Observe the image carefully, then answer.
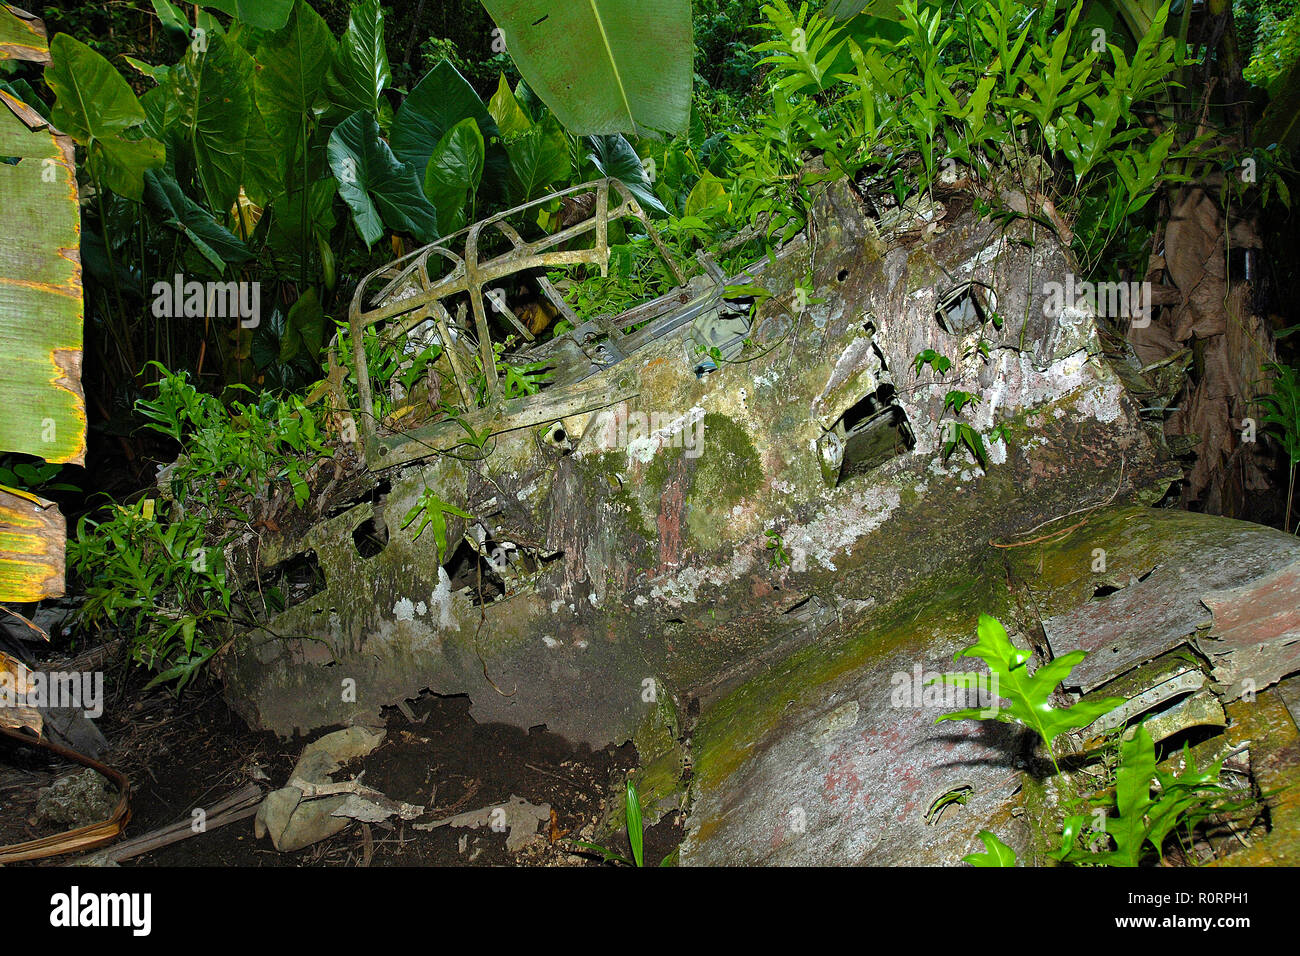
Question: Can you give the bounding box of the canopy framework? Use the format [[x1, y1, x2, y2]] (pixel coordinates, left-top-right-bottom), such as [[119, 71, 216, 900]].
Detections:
[[345, 178, 693, 469]]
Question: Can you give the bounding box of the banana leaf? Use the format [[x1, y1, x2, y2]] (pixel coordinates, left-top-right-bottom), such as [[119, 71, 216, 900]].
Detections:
[[481, 0, 691, 136]]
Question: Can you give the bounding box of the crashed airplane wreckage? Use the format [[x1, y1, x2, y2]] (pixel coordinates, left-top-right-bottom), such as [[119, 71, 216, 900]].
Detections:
[[218, 176, 1300, 864]]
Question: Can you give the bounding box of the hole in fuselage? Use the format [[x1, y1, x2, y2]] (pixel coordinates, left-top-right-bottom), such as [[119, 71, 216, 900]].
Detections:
[[259, 550, 327, 614], [935, 282, 998, 335], [825, 388, 916, 485], [353, 514, 389, 558]]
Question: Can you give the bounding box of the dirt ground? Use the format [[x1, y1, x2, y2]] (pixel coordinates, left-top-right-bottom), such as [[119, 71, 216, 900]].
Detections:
[[1, 656, 684, 867]]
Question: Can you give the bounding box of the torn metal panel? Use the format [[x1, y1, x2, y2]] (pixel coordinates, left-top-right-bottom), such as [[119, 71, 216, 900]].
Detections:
[[1042, 528, 1300, 692], [1083, 661, 1206, 738], [678, 573, 1030, 866], [1139, 691, 1225, 744], [1199, 558, 1300, 702], [1216, 691, 1300, 865]]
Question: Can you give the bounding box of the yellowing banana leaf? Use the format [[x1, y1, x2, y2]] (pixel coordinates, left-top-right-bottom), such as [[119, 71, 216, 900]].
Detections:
[[0, 11, 81, 604], [0, 485, 66, 601], [0, 89, 86, 469], [0, 4, 49, 63]]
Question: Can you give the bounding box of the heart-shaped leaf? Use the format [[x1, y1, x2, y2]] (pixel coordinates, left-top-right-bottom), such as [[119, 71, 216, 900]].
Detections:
[[46, 33, 164, 199], [392, 60, 508, 206], [166, 32, 278, 209], [423, 117, 485, 236], [487, 73, 534, 140], [254, 0, 336, 196], [328, 110, 439, 247]]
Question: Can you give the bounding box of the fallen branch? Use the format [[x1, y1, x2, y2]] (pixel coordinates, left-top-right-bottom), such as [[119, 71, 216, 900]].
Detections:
[[70, 781, 263, 865]]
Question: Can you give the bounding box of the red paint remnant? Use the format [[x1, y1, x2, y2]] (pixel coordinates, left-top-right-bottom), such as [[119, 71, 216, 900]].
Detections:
[[770, 820, 787, 849], [823, 745, 865, 803], [657, 470, 686, 572]]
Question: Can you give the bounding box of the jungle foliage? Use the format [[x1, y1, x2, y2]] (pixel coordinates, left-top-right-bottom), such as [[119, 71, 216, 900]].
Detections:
[[935, 616, 1255, 867]]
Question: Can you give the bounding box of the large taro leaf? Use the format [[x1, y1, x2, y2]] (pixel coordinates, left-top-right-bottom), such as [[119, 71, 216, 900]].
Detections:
[[324, 0, 389, 121], [487, 73, 533, 140], [254, 0, 335, 197], [391, 60, 507, 203], [481, 0, 691, 136], [167, 32, 277, 210], [199, 0, 292, 30], [586, 133, 664, 214], [142, 168, 254, 273], [0, 4, 49, 63], [45, 33, 164, 200], [423, 117, 485, 236], [140, 78, 185, 143], [328, 110, 439, 247]]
